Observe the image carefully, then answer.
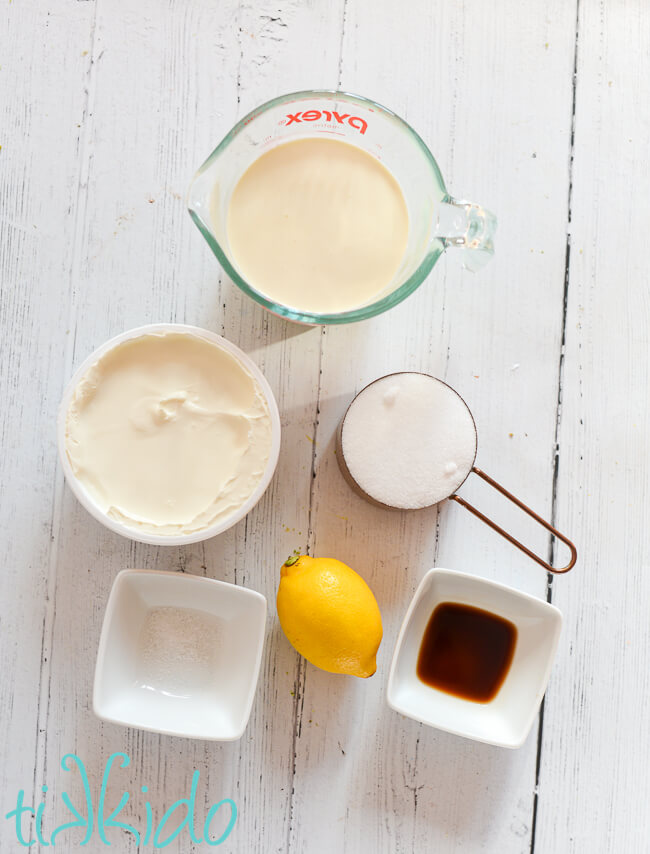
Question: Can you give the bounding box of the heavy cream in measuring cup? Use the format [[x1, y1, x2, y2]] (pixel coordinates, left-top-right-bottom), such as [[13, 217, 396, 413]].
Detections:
[[224, 138, 409, 315], [65, 332, 273, 535]]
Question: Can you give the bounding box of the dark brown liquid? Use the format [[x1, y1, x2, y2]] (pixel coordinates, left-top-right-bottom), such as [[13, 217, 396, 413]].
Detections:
[[416, 602, 517, 703]]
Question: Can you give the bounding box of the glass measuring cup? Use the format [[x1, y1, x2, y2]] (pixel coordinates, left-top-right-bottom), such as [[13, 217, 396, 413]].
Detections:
[[188, 90, 496, 325], [336, 373, 577, 573]]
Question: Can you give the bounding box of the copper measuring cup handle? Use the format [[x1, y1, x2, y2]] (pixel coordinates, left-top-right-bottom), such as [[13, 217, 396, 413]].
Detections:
[[449, 468, 577, 574]]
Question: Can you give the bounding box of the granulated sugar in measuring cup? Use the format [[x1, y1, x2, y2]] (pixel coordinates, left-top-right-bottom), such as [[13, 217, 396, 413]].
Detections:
[[336, 373, 577, 573], [188, 90, 496, 325]]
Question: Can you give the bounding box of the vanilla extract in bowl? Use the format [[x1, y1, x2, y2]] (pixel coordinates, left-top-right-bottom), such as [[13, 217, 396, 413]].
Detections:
[[416, 602, 517, 703]]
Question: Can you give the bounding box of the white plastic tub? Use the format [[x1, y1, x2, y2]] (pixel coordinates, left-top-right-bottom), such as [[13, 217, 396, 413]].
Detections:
[[58, 323, 281, 546]]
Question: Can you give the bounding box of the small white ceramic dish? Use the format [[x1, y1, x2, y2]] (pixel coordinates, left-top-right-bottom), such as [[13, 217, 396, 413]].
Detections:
[[57, 323, 282, 546], [387, 568, 562, 748], [94, 569, 267, 740]]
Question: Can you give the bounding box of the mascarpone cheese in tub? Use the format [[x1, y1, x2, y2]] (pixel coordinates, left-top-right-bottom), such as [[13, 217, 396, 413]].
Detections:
[[59, 325, 280, 544]]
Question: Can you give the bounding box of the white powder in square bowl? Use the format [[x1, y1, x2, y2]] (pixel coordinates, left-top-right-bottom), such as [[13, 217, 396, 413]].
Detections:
[[136, 606, 222, 697]]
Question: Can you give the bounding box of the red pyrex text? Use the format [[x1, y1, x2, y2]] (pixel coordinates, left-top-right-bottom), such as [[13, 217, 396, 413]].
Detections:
[[284, 110, 368, 134]]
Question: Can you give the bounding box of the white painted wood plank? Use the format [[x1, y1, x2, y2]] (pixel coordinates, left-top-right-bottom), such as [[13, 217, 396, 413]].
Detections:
[[288, 1, 578, 851], [0, 2, 98, 848], [3, 0, 649, 852], [2, 1, 343, 852], [536, 0, 650, 850]]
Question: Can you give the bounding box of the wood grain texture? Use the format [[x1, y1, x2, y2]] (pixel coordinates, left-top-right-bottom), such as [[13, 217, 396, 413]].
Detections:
[[1, 0, 648, 852], [288, 2, 578, 851], [535, 1, 650, 851], [0, 0, 98, 832]]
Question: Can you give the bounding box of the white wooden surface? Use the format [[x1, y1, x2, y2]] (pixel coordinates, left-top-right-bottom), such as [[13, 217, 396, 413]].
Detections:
[[1, 1, 648, 851]]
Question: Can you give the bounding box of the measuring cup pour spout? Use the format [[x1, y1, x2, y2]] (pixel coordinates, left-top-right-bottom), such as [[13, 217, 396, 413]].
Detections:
[[434, 197, 497, 271]]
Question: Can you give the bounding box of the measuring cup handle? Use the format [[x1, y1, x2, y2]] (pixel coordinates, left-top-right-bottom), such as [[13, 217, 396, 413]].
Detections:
[[449, 468, 577, 573], [434, 197, 496, 271]]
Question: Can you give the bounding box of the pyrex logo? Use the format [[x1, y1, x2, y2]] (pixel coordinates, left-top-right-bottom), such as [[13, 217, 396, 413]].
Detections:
[[282, 110, 368, 134]]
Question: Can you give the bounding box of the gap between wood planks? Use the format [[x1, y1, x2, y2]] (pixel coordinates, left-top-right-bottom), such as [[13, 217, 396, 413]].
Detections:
[[285, 1, 348, 848], [530, 1, 581, 852], [29, 2, 102, 848]]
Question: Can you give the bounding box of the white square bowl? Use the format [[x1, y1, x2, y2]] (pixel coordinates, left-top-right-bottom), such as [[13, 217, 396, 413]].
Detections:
[[387, 568, 562, 748], [94, 570, 267, 740]]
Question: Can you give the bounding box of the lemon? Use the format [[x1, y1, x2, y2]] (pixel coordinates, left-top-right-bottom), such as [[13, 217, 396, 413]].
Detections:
[[277, 554, 383, 678]]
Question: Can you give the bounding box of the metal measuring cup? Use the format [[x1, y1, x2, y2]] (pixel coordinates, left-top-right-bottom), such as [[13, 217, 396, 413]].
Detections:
[[336, 372, 577, 574]]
